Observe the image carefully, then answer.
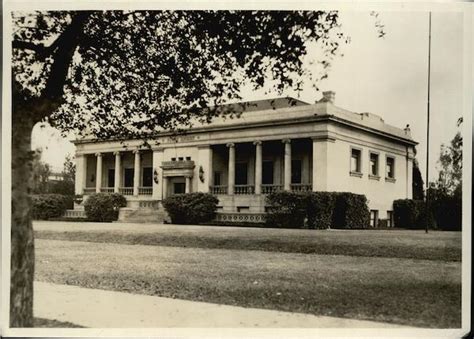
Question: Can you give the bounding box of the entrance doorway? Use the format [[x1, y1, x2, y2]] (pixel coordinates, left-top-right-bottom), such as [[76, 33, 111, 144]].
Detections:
[[173, 182, 186, 194]]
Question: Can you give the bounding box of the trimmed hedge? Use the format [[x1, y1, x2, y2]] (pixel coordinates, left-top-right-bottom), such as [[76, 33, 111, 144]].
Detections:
[[31, 194, 73, 220], [393, 199, 435, 230], [162, 192, 219, 224], [84, 193, 127, 222], [265, 191, 370, 229], [332, 192, 370, 229]]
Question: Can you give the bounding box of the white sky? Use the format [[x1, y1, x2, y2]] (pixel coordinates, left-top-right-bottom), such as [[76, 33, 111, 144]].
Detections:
[[32, 10, 464, 181]]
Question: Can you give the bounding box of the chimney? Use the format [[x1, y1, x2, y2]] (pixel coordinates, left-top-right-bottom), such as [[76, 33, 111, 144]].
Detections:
[[322, 91, 335, 104]]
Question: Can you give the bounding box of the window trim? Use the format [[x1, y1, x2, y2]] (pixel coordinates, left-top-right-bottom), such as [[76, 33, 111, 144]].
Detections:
[[385, 155, 396, 182], [369, 151, 380, 179], [350, 146, 363, 177]]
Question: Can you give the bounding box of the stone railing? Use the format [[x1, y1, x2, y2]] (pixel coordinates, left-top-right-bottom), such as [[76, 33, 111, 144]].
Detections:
[[234, 185, 255, 195], [63, 209, 87, 218], [290, 184, 313, 192], [210, 185, 228, 195], [139, 200, 160, 208], [83, 187, 96, 195], [100, 187, 114, 193], [261, 184, 283, 194], [214, 212, 265, 224], [138, 187, 153, 195], [119, 187, 134, 195]]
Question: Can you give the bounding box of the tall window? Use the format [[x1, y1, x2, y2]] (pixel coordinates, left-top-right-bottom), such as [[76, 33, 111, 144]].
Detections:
[[291, 159, 302, 184], [214, 171, 221, 186], [124, 168, 134, 187], [235, 162, 248, 185], [108, 169, 115, 187], [369, 153, 379, 176], [142, 167, 153, 187], [351, 148, 361, 173], [370, 210, 379, 228], [386, 157, 395, 179], [262, 161, 274, 184]]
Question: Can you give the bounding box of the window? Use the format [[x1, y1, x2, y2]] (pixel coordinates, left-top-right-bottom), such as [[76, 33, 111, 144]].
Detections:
[[386, 156, 395, 179], [351, 148, 361, 173], [235, 162, 248, 185], [387, 211, 393, 227], [262, 161, 274, 184], [124, 168, 134, 187], [237, 206, 250, 212], [108, 169, 115, 187], [186, 156, 191, 161], [214, 171, 221, 186], [171, 157, 176, 161], [291, 159, 302, 184], [370, 210, 379, 228], [369, 153, 379, 177], [142, 167, 153, 187], [178, 157, 184, 161]]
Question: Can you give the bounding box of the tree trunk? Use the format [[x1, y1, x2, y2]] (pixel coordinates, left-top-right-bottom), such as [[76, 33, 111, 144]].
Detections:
[[10, 107, 35, 327]]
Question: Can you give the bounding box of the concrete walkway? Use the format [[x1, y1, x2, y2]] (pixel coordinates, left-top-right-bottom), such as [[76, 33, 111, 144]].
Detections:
[[34, 282, 412, 328]]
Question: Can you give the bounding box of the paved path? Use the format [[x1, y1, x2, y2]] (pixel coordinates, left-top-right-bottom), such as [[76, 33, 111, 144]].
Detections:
[[34, 282, 412, 328]]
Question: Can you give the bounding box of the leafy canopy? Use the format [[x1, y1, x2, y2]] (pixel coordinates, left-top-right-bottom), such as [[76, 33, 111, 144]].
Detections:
[[13, 10, 346, 140]]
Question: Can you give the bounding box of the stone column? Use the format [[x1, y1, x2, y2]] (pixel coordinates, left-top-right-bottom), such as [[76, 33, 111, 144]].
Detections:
[[75, 154, 87, 195], [95, 152, 102, 193], [162, 177, 168, 199], [227, 143, 235, 195], [133, 150, 141, 196], [152, 149, 164, 200], [283, 139, 291, 191], [254, 141, 262, 194], [185, 176, 192, 193], [113, 151, 121, 193]]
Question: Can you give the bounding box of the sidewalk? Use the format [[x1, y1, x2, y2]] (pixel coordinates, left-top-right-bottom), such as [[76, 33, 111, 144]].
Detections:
[[34, 282, 413, 328]]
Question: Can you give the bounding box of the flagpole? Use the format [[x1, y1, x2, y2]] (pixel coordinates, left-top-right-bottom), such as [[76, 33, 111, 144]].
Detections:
[[425, 11, 432, 234]]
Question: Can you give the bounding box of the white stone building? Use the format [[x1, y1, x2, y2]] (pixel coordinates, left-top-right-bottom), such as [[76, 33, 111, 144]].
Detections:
[[73, 91, 417, 226]]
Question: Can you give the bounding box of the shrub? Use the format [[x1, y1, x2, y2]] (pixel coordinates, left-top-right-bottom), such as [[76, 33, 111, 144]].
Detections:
[[332, 192, 371, 229], [265, 191, 370, 229], [162, 192, 219, 224], [393, 199, 436, 229], [265, 191, 307, 228], [306, 192, 336, 229], [84, 193, 127, 222], [31, 194, 71, 220]]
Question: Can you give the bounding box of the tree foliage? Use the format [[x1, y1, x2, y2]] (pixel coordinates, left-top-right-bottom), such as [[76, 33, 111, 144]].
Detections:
[[30, 148, 51, 194], [13, 10, 347, 140]]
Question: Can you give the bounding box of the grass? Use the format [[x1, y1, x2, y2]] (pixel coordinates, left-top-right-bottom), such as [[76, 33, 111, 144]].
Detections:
[[34, 222, 462, 261], [35, 237, 462, 328]]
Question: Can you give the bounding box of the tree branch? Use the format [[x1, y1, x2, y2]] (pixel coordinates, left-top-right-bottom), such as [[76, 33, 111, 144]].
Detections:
[[12, 40, 47, 54]]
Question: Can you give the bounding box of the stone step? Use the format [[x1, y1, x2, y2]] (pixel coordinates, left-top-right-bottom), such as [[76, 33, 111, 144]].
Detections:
[[117, 207, 169, 224]]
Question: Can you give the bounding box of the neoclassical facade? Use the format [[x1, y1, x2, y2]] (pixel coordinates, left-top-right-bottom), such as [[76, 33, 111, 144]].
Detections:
[[73, 91, 417, 225]]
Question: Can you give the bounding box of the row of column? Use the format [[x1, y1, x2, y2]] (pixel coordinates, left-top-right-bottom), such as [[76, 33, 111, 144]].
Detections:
[[91, 150, 142, 195], [225, 139, 292, 194]]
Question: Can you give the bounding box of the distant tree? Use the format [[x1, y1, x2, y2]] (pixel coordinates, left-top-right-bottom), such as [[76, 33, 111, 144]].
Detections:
[[30, 148, 51, 194], [427, 118, 463, 230], [412, 158, 425, 200], [48, 155, 75, 195], [11, 10, 351, 326]]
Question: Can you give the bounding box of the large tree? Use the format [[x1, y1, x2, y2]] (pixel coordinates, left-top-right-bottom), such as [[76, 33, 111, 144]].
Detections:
[[11, 10, 348, 326]]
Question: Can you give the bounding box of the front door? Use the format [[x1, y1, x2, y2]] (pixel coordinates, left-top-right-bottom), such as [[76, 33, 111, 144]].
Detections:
[[173, 182, 186, 194], [108, 169, 115, 187]]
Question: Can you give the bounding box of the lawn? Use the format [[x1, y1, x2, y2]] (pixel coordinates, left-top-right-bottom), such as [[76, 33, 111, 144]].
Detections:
[[34, 222, 462, 328], [34, 221, 462, 261]]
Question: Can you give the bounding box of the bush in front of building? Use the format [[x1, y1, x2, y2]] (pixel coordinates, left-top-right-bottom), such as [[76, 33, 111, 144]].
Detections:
[[306, 192, 337, 229], [332, 192, 371, 229], [393, 199, 436, 229], [84, 193, 127, 222], [31, 194, 72, 220], [162, 192, 219, 224], [265, 191, 370, 229], [265, 191, 308, 228]]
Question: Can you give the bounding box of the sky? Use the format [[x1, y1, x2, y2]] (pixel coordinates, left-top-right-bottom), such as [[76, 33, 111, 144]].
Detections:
[[31, 10, 464, 181]]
